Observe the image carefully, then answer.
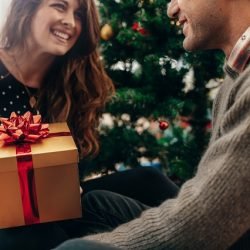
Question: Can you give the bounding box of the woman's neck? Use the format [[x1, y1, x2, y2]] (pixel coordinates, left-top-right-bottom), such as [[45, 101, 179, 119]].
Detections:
[[2, 48, 56, 88]]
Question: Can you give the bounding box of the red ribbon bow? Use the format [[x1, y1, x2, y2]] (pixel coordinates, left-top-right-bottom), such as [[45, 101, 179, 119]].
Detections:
[[0, 111, 49, 144]]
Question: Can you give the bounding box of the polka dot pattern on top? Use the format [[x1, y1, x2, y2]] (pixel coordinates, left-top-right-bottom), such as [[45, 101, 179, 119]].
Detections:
[[0, 61, 38, 118]]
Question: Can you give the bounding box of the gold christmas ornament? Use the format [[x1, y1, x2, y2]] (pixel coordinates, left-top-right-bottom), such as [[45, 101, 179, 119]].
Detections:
[[100, 24, 114, 41]]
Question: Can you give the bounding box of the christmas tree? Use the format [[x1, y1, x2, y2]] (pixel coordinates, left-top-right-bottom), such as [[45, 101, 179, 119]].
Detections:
[[81, 0, 224, 184]]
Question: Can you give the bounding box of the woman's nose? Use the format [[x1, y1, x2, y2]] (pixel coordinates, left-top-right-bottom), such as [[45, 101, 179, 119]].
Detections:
[[62, 11, 76, 28]]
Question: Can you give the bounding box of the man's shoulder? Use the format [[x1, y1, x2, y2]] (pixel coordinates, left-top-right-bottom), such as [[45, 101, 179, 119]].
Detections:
[[234, 63, 250, 100], [234, 63, 250, 86], [239, 63, 250, 79]]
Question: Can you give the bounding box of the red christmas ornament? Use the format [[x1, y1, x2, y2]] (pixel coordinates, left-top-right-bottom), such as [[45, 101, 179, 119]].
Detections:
[[132, 22, 140, 31], [159, 120, 169, 131], [131, 22, 150, 36], [138, 27, 149, 36]]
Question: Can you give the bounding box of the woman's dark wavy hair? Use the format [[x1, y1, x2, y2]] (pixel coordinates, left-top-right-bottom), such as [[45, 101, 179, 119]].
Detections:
[[0, 0, 115, 158]]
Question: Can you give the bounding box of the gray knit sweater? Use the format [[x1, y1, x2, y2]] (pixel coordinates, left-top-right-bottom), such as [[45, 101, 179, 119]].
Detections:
[[84, 64, 250, 249]]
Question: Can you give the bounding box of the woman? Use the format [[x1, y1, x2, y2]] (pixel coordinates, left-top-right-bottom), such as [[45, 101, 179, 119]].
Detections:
[[0, 0, 179, 249], [0, 0, 114, 158]]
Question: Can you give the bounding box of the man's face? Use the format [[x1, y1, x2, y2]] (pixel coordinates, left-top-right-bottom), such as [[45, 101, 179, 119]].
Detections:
[[167, 0, 228, 51]]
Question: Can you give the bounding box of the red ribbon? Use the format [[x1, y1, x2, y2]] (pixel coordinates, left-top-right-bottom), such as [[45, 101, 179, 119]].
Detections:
[[0, 112, 71, 225], [16, 143, 40, 225]]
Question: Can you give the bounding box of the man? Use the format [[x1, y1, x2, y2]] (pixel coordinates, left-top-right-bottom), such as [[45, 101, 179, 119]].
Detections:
[[55, 0, 250, 249]]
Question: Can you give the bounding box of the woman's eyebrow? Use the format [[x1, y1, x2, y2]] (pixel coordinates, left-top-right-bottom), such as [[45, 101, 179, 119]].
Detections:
[[50, 0, 69, 6]]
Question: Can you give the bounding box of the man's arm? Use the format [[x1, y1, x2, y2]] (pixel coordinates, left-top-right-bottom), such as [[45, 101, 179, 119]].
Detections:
[[83, 77, 250, 249]]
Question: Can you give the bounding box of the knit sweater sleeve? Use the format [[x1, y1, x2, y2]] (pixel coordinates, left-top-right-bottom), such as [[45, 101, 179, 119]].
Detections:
[[84, 75, 250, 249]]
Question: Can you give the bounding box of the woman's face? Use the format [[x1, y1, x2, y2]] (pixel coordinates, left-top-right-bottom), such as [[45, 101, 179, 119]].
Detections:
[[28, 0, 83, 56]]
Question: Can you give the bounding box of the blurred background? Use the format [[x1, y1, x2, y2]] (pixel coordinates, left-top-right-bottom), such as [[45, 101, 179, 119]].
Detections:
[[81, 0, 225, 186]]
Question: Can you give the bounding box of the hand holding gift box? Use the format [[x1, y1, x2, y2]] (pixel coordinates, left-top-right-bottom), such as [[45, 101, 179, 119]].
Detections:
[[0, 112, 82, 229]]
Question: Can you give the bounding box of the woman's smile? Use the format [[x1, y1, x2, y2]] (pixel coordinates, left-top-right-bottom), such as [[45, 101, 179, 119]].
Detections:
[[52, 29, 72, 42]]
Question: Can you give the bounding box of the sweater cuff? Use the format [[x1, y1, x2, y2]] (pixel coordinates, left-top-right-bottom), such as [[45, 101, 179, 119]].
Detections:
[[83, 232, 111, 244]]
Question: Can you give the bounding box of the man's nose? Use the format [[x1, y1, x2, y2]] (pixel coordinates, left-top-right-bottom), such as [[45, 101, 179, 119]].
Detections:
[[167, 0, 180, 19]]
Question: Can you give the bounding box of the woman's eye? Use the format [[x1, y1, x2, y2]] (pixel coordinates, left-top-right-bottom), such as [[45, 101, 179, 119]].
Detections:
[[52, 3, 66, 12], [74, 11, 83, 20]]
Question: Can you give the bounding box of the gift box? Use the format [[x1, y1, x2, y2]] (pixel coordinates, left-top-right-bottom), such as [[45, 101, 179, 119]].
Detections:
[[0, 114, 82, 229]]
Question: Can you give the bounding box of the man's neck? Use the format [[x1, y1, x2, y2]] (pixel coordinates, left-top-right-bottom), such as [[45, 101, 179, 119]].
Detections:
[[222, 0, 250, 58]]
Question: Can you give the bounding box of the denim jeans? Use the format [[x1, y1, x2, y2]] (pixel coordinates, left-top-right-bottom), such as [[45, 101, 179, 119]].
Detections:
[[54, 190, 149, 250], [83, 167, 179, 207], [58, 189, 150, 239]]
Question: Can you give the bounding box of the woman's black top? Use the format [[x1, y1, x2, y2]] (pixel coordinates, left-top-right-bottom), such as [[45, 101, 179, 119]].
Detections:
[[0, 60, 38, 118]]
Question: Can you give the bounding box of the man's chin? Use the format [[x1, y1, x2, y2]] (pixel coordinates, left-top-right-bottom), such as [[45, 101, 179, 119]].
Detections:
[[183, 36, 213, 52], [183, 39, 201, 52]]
